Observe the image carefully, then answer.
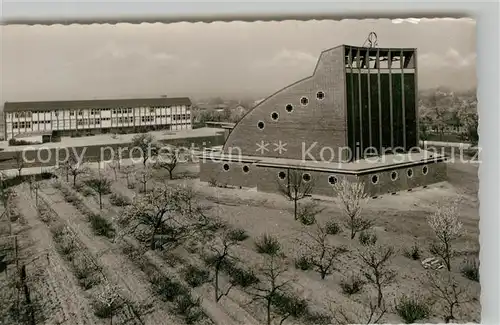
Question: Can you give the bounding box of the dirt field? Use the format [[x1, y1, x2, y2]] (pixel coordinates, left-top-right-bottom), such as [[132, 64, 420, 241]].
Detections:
[[0, 159, 480, 325]]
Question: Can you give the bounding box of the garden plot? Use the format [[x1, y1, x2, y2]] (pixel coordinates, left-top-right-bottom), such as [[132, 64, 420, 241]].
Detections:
[[55, 169, 261, 325], [76, 159, 479, 324], [34, 180, 184, 325]]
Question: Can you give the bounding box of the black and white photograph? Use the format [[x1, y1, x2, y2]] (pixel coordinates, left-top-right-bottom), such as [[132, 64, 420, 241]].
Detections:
[[0, 17, 480, 325]]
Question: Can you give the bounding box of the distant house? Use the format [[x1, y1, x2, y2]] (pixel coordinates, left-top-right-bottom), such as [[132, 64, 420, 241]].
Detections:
[[196, 103, 229, 113], [228, 104, 248, 123]]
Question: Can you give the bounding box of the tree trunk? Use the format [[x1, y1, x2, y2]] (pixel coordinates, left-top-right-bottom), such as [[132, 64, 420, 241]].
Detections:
[[73, 174, 77, 187], [294, 198, 298, 220], [215, 267, 220, 302], [150, 230, 157, 250], [267, 299, 272, 325], [169, 170, 173, 180], [99, 192, 102, 210], [377, 283, 383, 308]]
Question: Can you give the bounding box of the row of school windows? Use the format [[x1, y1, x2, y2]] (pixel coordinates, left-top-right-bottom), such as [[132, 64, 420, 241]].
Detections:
[[11, 115, 191, 129], [10, 106, 189, 118]]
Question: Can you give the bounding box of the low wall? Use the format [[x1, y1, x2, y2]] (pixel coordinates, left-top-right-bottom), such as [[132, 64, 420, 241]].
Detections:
[[0, 134, 225, 171], [200, 159, 448, 197]]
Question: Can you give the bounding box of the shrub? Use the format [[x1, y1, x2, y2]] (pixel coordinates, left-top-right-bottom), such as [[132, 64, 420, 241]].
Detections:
[[325, 220, 342, 235], [151, 276, 188, 302], [77, 185, 95, 197], [394, 294, 431, 324], [92, 295, 123, 319], [340, 274, 365, 295], [109, 192, 131, 206], [359, 230, 377, 246], [272, 292, 308, 320], [174, 294, 203, 324], [460, 258, 479, 282], [403, 243, 421, 260], [72, 256, 100, 289], [227, 228, 249, 242], [88, 214, 116, 238], [297, 203, 320, 226], [295, 255, 313, 271], [255, 234, 281, 255], [208, 177, 218, 187], [303, 311, 332, 325], [84, 178, 112, 195], [223, 262, 260, 287], [183, 265, 210, 288]]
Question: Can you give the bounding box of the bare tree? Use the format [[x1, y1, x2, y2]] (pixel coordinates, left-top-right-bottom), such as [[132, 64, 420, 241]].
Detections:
[[427, 199, 463, 271], [64, 156, 89, 187], [156, 145, 182, 180], [205, 230, 239, 302], [131, 133, 159, 166], [358, 244, 396, 308], [426, 271, 473, 323], [332, 179, 371, 239], [121, 165, 136, 189], [299, 223, 348, 279], [14, 151, 25, 177], [248, 254, 292, 325], [137, 167, 153, 193], [120, 185, 181, 250], [277, 169, 314, 220], [108, 161, 119, 181], [86, 173, 112, 210]]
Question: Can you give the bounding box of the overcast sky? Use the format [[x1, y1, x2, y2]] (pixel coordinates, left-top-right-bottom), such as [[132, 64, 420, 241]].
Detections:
[[0, 18, 476, 105]]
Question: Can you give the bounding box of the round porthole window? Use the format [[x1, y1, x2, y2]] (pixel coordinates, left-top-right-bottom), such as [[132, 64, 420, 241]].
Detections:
[[285, 104, 294, 113], [391, 171, 398, 181], [271, 112, 279, 120], [300, 97, 309, 106], [278, 171, 287, 180], [242, 165, 249, 173], [257, 121, 265, 130], [223, 163, 230, 171], [371, 174, 379, 184], [407, 168, 414, 178], [316, 91, 325, 100], [422, 166, 428, 175], [328, 175, 338, 185], [302, 173, 311, 182]]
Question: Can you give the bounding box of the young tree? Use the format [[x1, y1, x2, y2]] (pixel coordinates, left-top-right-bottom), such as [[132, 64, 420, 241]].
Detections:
[[277, 169, 314, 220], [86, 174, 112, 210], [108, 160, 120, 181], [120, 185, 181, 250], [332, 179, 371, 239], [205, 230, 239, 302], [459, 112, 479, 146], [137, 167, 153, 193], [156, 145, 182, 180], [249, 254, 292, 325], [358, 244, 396, 308], [427, 199, 463, 271], [299, 223, 348, 279], [426, 271, 473, 323], [14, 151, 25, 177], [65, 156, 89, 187], [131, 133, 159, 166], [121, 165, 136, 189]]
